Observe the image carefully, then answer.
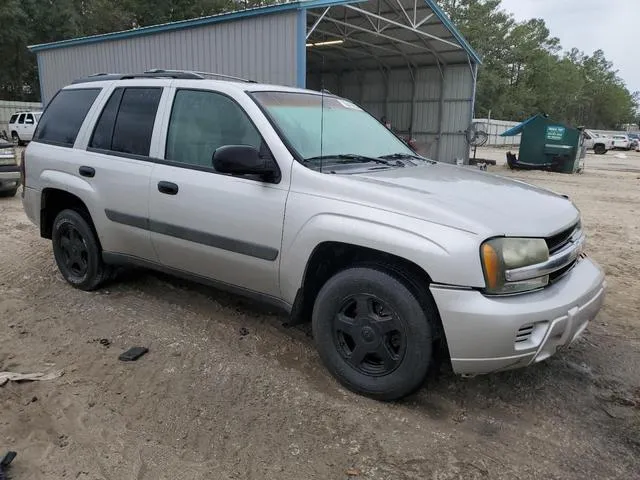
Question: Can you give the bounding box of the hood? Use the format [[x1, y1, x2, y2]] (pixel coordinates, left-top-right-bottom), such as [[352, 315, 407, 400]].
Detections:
[[341, 163, 579, 237]]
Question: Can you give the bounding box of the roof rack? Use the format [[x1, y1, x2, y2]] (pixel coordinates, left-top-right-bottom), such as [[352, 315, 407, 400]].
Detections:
[[71, 69, 257, 85], [71, 71, 203, 84], [145, 69, 256, 83]]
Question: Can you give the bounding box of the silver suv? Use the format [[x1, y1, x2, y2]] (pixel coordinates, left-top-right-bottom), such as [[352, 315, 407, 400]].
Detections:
[[22, 71, 606, 400]]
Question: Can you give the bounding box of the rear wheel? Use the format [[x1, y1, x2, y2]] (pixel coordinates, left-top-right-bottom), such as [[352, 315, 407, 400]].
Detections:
[[11, 132, 21, 146], [52, 209, 110, 291], [312, 267, 433, 401], [593, 144, 606, 155], [0, 187, 18, 198]]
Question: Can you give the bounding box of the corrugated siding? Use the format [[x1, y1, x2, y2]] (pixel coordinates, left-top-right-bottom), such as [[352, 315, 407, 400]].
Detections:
[[37, 12, 298, 104], [439, 65, 473, 163], [324, 64, 473, 163]]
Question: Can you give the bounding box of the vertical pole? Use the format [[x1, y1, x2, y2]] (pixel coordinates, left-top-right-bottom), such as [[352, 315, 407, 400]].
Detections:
[[410, 67, 417, 137], [466, 62, 479, 163], [436, 66, 446, 161], [296, 9, 307, 88], [384, 69, 390, 121]]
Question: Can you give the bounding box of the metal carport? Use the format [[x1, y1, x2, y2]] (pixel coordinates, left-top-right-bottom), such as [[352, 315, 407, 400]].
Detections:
[[30, 0, 480, 163]]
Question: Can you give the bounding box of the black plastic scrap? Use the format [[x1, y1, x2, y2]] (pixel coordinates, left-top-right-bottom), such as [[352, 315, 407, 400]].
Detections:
[[0, 451, 17, 480], [118, 347, 149, 362]]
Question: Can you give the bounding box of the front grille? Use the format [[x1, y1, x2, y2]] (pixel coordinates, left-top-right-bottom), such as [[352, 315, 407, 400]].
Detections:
[[549, 261, 577, 284], [546, 221, 580, 254], [515, 324, 534, 344]]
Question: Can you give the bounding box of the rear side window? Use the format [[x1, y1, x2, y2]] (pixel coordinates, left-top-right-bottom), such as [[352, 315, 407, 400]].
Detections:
[[90, 89, 124, 150], [9, 114, 18, 124], [89, 87, 161, 157], [18, 114, 25, 124], [34, 89, 101, 147]]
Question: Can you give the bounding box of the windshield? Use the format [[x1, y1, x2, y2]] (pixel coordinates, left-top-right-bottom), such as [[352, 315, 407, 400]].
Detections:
[[252, 91, 415, 164]]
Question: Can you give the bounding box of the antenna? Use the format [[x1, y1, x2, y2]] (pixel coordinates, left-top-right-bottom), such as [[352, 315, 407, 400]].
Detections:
[[320, 55, 325, 173]]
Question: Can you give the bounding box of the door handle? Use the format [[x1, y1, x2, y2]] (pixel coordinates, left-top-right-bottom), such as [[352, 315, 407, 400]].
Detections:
[[157, 181, 179, 195], [79, 166, 95, 178]]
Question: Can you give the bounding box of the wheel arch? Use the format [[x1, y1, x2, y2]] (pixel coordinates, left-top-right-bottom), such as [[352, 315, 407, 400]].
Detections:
[[40, 188, 102, 250], [288, 241, 451, 366]]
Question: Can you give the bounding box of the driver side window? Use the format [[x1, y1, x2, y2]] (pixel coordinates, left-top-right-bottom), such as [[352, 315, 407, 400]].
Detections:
[[165, 89, 265, 170]]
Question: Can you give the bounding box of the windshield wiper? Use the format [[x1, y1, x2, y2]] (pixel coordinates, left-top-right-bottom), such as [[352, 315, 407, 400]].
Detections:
[[303, 154, 403, 167], [379, 153, 435, 163]]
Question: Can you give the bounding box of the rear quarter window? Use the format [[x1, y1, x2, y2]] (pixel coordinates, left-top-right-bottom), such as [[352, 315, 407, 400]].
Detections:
[[34, 88, 101, 147], [9, 114, 18, 124]]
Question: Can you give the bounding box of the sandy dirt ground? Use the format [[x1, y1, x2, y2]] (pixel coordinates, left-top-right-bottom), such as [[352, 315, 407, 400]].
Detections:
[[0, 147, 638, 479]]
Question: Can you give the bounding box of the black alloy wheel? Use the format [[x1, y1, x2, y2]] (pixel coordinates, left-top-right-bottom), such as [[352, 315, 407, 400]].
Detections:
[[312, 267, 434, 401], [52, 209, 110, 290], [333, 294, 406, 376]]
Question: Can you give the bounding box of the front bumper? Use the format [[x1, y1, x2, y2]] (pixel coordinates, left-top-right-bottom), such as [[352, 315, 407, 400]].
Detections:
[[430, 256, 606, 375], [0, 169, 20, 192]]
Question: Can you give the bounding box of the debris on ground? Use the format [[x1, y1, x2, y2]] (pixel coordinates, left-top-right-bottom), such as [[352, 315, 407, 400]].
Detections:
[[118, 347, 149, 362], [239, 327, 250, 336], [0, 451, 17, 480], [345, 467, 361, 476], [0, 370, 64, 386]]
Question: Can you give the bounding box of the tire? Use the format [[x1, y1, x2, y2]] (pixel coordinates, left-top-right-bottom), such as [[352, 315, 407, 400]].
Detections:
[[312, 267, 434, 401], [11, 132, 21, 146], [593, 144, 606, 155], [52, 209, 109, 291], [0, 188, 18, 198]]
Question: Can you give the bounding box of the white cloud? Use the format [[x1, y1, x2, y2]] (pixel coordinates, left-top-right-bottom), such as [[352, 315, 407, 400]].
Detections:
[[499, 0, 639, 93]]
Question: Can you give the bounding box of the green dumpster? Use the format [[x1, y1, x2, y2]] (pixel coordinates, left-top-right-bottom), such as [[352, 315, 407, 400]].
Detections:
[[501, 114, 584, 174]]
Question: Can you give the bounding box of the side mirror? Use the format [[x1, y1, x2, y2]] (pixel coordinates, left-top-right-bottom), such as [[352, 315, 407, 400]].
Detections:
[[212, 145, 278, 180]]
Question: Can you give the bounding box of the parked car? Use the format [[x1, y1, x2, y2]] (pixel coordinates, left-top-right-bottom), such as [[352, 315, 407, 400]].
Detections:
[[21, 71, 606, 400], [627, 132, 640, 152], [611, 134, 632, 150], [0, 141, 20, 197], [8, 111, 42, 146], [583, 130, 613, 154]]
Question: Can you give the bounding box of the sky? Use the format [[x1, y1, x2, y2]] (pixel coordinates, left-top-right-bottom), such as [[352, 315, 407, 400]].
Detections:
[[499, 0, 638, 93]]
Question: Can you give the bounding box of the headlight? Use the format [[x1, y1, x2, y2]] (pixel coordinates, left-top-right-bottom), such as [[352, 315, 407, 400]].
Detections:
[[481, 238, 549, 294]]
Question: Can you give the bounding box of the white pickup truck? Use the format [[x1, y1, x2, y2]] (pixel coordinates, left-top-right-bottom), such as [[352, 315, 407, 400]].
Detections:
[[583, 130, 613, 155]]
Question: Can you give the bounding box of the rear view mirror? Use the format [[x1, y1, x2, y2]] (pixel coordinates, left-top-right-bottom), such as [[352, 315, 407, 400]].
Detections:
[[212, 145, 278, 181]]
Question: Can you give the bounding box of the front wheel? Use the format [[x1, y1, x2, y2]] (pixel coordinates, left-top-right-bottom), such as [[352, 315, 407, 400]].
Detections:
[[593, 144, 606, 155], [52, 209, 110, 291], [312, 267, 434, 401]]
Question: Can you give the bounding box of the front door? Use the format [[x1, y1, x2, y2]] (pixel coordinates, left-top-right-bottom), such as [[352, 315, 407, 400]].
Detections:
[[148, 88, 289, 298]]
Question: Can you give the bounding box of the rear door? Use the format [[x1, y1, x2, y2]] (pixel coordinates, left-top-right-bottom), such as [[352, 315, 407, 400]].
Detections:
[[17, 114, 26, 138], [24, 114, 36, 140], [77, 84, 166, 261]]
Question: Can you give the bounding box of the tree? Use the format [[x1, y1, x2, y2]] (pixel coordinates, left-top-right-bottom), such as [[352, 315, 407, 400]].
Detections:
[[441, 0, 637, 129]]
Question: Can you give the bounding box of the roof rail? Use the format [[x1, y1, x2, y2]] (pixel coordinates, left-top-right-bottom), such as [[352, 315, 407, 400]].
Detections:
[[145, 69, 256, 83], [71, 71, 204, 84]]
